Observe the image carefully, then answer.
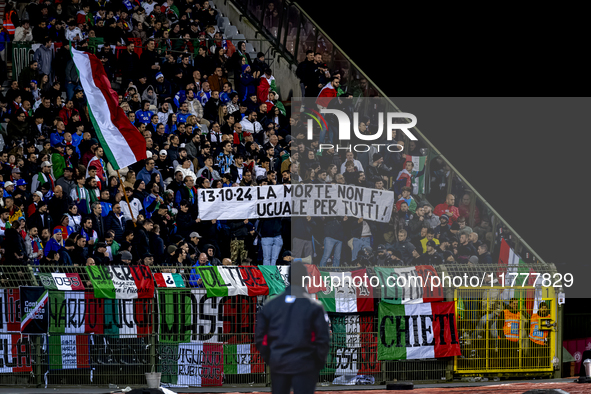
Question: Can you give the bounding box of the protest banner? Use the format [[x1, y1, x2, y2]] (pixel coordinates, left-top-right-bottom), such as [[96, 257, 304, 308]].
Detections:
[[198, 184, 394, 222]]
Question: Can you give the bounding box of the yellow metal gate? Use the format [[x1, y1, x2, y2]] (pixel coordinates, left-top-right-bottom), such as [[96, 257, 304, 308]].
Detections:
[[454, 286, 556, 375]]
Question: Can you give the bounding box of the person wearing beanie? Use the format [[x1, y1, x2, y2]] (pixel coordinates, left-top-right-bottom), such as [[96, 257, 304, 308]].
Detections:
[[255, 261, 330, 394], [367, 152, 392, 186]]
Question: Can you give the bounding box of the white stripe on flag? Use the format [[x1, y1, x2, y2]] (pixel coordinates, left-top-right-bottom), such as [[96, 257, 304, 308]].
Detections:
[[71, 49, 137, 168], [61, 335, 78, 369], [217, 268, 248, 296], [405, 304, 435, 359], [237, 344, 251, 374], [65, 292, 85, 334], [53, 273, 72, 291], [120, 300, 138, 338], [333, 272, 357, 313], [161, 273, 175, 287]]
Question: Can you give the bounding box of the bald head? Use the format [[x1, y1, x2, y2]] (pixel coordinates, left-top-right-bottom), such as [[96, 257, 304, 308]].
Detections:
[[222, 258, 232, 266], [86, 258, 95, 266], [54, 185, 63, 197], [445, 194, 455, 206], [199, 253, 209, 265]]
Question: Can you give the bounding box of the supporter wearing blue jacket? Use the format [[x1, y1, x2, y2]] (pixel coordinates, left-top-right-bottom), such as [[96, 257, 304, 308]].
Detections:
[[239, 64, 256, 101], [135, 100, 154, 124], [189, 253, 212, 287]]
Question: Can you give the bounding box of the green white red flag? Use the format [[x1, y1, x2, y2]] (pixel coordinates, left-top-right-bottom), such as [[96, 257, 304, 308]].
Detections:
[[71, 47, 146, 170]]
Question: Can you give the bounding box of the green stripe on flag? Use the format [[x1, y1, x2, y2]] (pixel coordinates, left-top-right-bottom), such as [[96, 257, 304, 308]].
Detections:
[[48, 336, 63, 370], [317, 271, 335, 313], [38, 273, 58, 290], [86, 266, 116, 299], [378, 303, 407, 360], [49, 291, 66, 334], [224, 344, 237, 375], [87, 106, 121, 170], [258, 266, 286, 296], [196, 266, 228, 297], [69, 45, 121, 170]]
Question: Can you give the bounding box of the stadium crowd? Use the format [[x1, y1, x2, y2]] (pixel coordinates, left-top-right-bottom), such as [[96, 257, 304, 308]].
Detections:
[[0, 0, 493, 283]]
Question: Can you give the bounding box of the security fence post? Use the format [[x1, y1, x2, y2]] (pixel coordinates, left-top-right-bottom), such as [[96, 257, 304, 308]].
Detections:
[[554, 296, 564, 378], [34, 335, 43, 387]]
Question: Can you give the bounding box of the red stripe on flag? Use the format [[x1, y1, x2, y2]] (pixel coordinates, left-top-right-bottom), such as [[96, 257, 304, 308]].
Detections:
[[134, 298, 153, 336], [85, 291, 104, 334], [153, 273, 168, 288], [416, 265, 444, 303], [250, 343, 265, 373], [129, 265, 155, 299], [351, 269, 373, 312], [65, 273, 86, 290], [305, 264, 325, 293], [431, 302, 461, 358], [83, 51, 147, 163], [497, 238, 510, 281], [201, 343, 224, 386], [239, 266, 269, 296], [76, 335, 90, 368]]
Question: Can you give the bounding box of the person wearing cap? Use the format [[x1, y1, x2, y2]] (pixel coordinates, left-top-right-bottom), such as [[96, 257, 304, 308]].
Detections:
[[367, 152, 392, 185], [434, 214, 451, 239], [188, 231, 202, 255], [255, 261, 330, 394], [3, 181, 15, 198], [418, 240, 443, 265], [55, 167, 75, 198], [14, 179, 31, 203], [92, 242, 110, 266], [118, 250, 133, 265]]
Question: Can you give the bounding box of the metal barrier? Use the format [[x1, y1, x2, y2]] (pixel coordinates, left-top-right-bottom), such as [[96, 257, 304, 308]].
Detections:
[[0, 262, 562, 387], [454, 286, 556, 377]]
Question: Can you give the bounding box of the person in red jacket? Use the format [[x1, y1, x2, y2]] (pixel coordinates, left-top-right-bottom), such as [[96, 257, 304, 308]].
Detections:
[[315, 76, 339, 109], [434, 194, 460, 225]]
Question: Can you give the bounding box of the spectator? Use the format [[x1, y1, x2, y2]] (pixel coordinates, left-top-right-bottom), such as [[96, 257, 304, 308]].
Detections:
[[434, 194, 460, 225]]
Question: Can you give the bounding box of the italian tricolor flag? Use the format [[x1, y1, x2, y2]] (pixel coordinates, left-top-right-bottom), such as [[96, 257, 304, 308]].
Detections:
[[71, 47, 146, 170], [223, 344, 264, 374], [154, 273, 185, 288], [498, 238, 539, 313], [317, 269, 373, 313], [402, 155, 426, 195], [48, 335, 90, 370]]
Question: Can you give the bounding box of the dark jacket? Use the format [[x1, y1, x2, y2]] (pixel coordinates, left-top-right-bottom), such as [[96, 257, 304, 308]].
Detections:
[[478, 252, 493, 265], [254, 285, 330, 374], [391, 239, 416, 263], [104, 211, 127, 243]]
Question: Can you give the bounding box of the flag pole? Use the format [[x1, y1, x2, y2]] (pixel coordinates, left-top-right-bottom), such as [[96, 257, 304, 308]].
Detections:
[[117, 169, 136, 227]]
